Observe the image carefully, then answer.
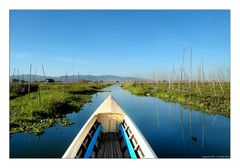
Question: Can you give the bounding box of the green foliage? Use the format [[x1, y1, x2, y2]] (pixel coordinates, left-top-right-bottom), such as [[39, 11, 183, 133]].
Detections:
[[10, 83, 39, 99], [10, 83, 111, 135], [122, 82, 230, 117]]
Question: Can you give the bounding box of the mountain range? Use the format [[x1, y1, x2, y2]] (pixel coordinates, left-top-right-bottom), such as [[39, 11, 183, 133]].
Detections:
[[10, 74, 143, 82]]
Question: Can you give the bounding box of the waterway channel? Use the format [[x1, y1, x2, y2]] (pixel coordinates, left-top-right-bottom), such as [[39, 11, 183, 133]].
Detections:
[[10, 84, 230, 158]]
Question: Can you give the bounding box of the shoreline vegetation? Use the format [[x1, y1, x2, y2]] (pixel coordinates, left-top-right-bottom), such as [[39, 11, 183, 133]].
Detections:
[[121, 48, 230, 118], [10, 82, 111, 135], [121, 82, 230, 117]]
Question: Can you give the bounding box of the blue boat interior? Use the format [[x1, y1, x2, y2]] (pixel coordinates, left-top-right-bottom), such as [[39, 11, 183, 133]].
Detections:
[[75, 120, 140, 158]]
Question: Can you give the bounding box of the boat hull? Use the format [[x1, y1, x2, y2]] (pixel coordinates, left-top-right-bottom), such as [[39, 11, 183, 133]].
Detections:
[[62, 95, 156, 158]]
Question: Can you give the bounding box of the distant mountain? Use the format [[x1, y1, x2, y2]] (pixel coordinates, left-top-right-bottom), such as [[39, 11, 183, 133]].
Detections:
[[9, 74, 144, 82]]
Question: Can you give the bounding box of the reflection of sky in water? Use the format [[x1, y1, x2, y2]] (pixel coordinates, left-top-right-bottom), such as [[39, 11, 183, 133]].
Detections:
[[10, 85, 230, 158]]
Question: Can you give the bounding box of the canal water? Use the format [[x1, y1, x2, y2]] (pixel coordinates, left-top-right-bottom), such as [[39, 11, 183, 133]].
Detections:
[[10, 85, 230, 158]]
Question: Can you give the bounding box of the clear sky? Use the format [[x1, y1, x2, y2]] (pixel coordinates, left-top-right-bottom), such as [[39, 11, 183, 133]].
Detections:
[[10, 10, 230, 79]]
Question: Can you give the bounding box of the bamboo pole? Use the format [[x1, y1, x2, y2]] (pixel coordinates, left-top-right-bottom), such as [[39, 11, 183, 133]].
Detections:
[[179, 105, 186, 147], [12, 68, 16, 82], [28, 64, 32, 94], [201, 113, 205, 151], [171, 62, 175, 91], [178, 69, 181, 93], [196, 64, 201, 92], [22, 73, 24, 82], [212, 80, 217, 97], [181, 48, 185, 91], [64, 72, 68, 91], [17, 68, 20, 84], [168, 71, 171, 93], [190, 109, 193, 154], [154, 99, 160, 128], [41, 65, 47, 90], [173, 62, 180, 92], [214, 72, 224, 96], [33, 68, 38, 82], [227, 66, 230, 87], [155, 67, 158, 94], [190, 47, 192, 89], [181, 49, 185, 82], [153, 69, 156, 93], [201, 58, 205, 82], [218, 72, 225, 96], [78, 72, 80, 87], [36, 67, 41, 104]]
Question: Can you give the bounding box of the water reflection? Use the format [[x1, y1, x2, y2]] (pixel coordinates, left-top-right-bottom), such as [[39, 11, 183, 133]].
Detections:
[[179, 105, 186, 148], [154, 98, 160, 128], [10, 84, 230, 158], [211, 115, 217, 125], [201, 113, 205, 153]]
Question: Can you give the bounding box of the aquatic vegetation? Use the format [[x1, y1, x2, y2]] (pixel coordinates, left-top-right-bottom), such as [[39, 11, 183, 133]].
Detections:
[[10, 83, 39, 99], [10, 83, 111, 135], [122, 82, 230, 117]]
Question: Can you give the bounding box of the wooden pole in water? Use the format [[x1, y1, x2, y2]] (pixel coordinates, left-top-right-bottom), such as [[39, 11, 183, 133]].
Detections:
[[201, 58, 205, 90], [33, 68, 38, 82], [178, 60, 181, 93], [17, 68, 20, 84], [28, 64, 32, 97], [181, 49, 185, 80], [36, 67, 41, 104], [154, 98, 160, 128], [12, 68, 16, 82], [154, 67, 157, 94], [183, 69, 189, 83], [41, 65, 47, 89], [212, 76, 217, 97], [227, 66, 230, 87], [189, 109, 193, 154], [172, 62, 176, 91], [22, 73, 24, 82], [64, 72, 68, 91], [78, 72, 80, 87], [190, 47, 192, 90], [201, 59, 204, 81], [72, 55, 74, 83], [201, 113, 205, 152], [168, 71, 171, 93], [196, 64, 202, 95], [215, 72, 224, 96], [171, 62, 174, 91], [179, 105, 186, 148], [181, 48, 185, 91]]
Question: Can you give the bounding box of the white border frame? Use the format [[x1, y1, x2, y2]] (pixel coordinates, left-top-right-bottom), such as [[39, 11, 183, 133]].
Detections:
[[1, 0, 239, 168]]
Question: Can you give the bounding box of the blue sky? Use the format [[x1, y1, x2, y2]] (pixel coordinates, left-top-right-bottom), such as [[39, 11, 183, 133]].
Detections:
[[10, 10, 230, 78]]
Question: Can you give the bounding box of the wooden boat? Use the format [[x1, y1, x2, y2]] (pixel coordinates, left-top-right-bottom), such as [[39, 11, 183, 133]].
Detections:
[[62, 95, 157, 158]]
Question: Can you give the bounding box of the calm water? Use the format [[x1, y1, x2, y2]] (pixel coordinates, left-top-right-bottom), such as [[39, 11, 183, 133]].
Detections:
[[10, 85, 230, 158]]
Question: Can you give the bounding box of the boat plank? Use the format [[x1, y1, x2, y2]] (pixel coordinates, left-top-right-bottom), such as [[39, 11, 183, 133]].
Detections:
[[96, 133, 123, 158]]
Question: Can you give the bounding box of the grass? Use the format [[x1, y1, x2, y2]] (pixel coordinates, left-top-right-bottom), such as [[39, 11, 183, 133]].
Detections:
[[10, 83, 111, 135], [122, 82, 230, 117], [10, 83, 39, 99]]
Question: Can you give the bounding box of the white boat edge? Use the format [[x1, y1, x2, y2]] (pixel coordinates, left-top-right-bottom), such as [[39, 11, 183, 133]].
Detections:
[[62, 95, 157, 158]]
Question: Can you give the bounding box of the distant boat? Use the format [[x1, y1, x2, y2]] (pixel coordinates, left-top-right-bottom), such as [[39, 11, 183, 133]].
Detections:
[[62, 95, 156, 158]]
